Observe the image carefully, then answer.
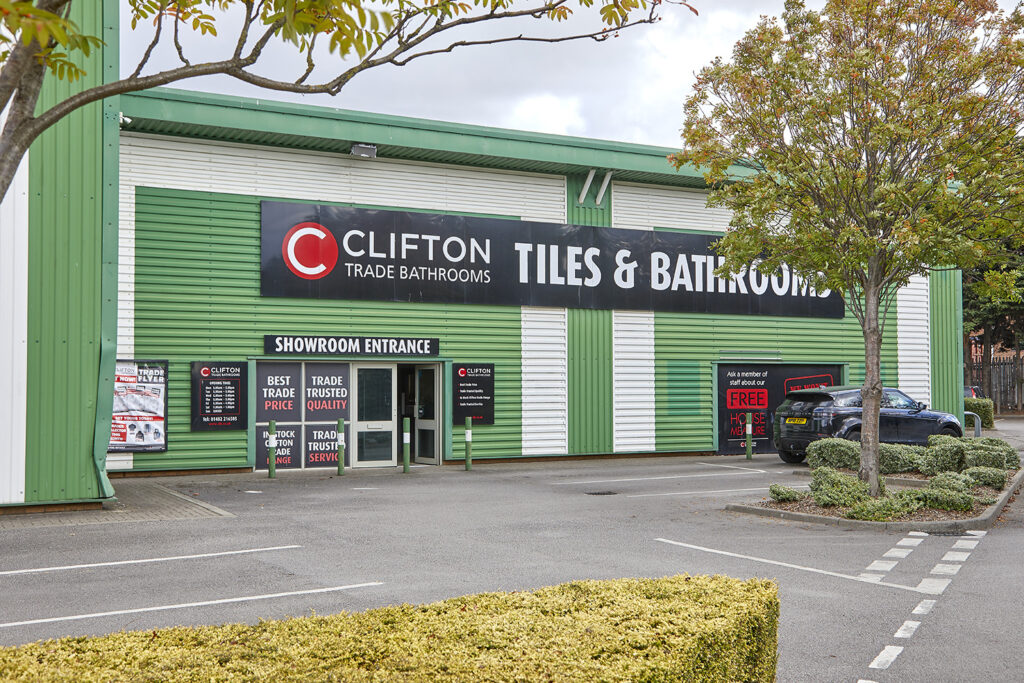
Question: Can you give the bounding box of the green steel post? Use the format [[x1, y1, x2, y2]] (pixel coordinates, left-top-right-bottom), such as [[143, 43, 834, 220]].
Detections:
[[337, 418, 345, 476], [268, 420, 277, 478], [465, 417, 473, 471], [403, 417, 411, 473], [745, 412, 752, 460]]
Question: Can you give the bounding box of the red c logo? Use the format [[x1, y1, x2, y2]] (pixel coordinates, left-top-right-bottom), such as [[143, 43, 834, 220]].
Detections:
[[282, 222, 339, 280], [200, 367, 211, 377], [458, 368, 467, 377]]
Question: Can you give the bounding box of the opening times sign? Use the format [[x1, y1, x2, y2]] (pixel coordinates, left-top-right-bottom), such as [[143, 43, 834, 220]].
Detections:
[[190, 362, 248, 431], [260, 202, 845, 319]]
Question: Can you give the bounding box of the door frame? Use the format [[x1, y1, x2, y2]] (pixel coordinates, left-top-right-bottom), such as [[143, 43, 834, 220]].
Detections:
[[413, 363, 441, 465], [351, 363, 398, 467]]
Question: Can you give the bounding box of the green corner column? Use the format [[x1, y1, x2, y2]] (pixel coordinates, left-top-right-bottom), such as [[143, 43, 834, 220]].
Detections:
[[929, 269, 965, 424]]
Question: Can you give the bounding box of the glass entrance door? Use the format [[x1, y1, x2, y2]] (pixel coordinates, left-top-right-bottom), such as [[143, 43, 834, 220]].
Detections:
[[413, 364, 440, 464], [352, 365, 397, 467]]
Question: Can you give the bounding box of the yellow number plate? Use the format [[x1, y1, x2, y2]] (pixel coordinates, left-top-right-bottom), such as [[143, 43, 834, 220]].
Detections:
[[785, 417, 807, 424]]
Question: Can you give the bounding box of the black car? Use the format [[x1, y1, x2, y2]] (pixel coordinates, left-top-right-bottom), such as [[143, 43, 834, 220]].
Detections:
[[772, 386, 962, 464], [964, 385, 986, 399]]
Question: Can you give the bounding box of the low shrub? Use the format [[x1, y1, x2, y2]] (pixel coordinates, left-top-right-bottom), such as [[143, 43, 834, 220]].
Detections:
[[963, 466, 1007, 490], [769, 484, 807, 503], [927, 472, 973, 493], [845, 490, 923, 521], [0, 576, 780, 682], [972, 437, 1019, 469], [964, 397, 995, 429], [806, 438, 860, 470], [879, 444, 924, 474], [917, 442, 965, 476], [809, 467, 873, 507], [927, 433, 961, 448], [963, 446, 1009, 471], [916, 488, 974, 512]]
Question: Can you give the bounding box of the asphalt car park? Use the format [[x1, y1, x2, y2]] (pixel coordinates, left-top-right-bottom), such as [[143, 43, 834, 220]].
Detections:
[[1, 452, 1022, 682]]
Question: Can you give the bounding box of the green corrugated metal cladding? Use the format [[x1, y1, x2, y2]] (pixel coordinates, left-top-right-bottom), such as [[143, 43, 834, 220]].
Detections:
[[131, 188, 523, 468], [25, 0, 117, 502], [930, 269, 964, 422]]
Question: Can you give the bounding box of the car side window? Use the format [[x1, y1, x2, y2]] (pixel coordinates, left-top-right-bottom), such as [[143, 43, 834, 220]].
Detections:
[[885, 390, 916, 409], [835, 393, 862, 407]]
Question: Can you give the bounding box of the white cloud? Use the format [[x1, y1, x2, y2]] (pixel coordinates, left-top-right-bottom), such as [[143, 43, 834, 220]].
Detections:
[[501, 94, 586, 136]]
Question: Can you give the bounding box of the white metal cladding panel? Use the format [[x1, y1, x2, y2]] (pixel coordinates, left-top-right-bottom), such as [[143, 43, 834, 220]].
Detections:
[[521, 307, 568, 455], [118, 134, 568, 357], [611, 182, 732, 232], [897, 275, 931, 404], [0, 150, 28, 503], [613, 311, 656, 452]]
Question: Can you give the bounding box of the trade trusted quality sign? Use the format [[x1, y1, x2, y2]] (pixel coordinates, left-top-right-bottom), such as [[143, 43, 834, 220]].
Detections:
[[260, 202, 846, 319]]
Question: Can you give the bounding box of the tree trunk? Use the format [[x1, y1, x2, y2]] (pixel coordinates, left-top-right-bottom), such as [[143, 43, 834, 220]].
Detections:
[[859, 283, 883, 497]]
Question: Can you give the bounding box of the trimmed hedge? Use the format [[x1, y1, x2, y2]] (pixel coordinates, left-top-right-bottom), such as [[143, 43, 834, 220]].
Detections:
[[927, 472, 973, 493], [809, 467, 874, 507], [916, 488, 975, 512], [0, 576, 779, 683], [769, 484, 807, 502], [806, 438, 859, 470], [845, 490, 923, 521], [963, 466, 1007, 490], [917, 442, 965, 476], [973, 437, 1020, 469], [879, 444, 925, 474], [964, 397, 995, 429]]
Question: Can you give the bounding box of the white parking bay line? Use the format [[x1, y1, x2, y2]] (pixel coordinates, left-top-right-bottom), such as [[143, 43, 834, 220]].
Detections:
[[697, 462, 768, 473], [912, 599, 937, 615], [0, 546, 302, 577], [915, 578, 952, 595], [557, 472, 765, 486], [629, 486, 791, 499], [655, 539, 927, 593], [942, 551, 971, 562], [931, 564, 961, 576], [866, 560, 898, 572], [894, 620, 921, 638], [897, 538, 924, 547], [884, 548, 914, 559], [869, 646, 904, 669], [0, 582, 383, 629], [953, 540, 979, 550]]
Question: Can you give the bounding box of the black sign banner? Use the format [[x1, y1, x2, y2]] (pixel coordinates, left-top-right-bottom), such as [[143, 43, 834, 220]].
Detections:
[[261, 201, 845, 318], [190, 362, 247, 431], [453, 363, 495, 425], [264, 335, 439, 357], [716, 364, 842, 454]]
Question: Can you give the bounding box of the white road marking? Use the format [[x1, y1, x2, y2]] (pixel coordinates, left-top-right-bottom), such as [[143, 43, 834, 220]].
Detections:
[[697, 462, 768, 473], [912, 599, 937, 615], [629, 486, 799, 499], [857, 573, 885, 582], [858, 680, 880, 683], [884, 548, 913, 559], [0, 546, 302, 577], [897, 538, 924, 547], [965, 530, 987, 537], [869, 646, 904, 669], [352, 488, 379, 490], [557, 472, 764, 486], [0, 582, 383, 629], [931, 564, 961, 576], [655, 539, 930, 593], [895, 620, 921, 638], [953, 540, 979, 550], [915, 578, 952, 595], [908, 531, 929, 537], [942, 551, 971, 562], [243, 490, 262, 494], [866, 560, 898, 572]]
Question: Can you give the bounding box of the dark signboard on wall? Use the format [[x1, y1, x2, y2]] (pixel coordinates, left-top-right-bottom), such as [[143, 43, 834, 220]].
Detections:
[[190, 362, 247, 431], [260, 201, 845, 319], [255, 362, 302, 423], [453, 363, 495, 425], [717, 364, 842, 454], [264, 335, 438, 356], [256, 424, 301, 470]]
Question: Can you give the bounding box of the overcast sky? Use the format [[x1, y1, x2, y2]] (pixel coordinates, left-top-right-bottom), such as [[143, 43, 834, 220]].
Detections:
[[119, 0, 1013, 148]]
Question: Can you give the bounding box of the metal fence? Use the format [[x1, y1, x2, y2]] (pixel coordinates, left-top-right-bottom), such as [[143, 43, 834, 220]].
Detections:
[[967, 359, 1023, 413]]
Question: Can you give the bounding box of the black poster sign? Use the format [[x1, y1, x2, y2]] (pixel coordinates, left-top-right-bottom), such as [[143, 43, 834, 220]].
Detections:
[[304, 424, 349, 468], [190, 362, 247, 431], [304, 363, 350, 422], [264, 335, 438, 356], [255, 362, 302, 423], [717, 364, 842, 454], [256, 424, 301, 469], [453, 363, 495, 425], [261, 201, 845, 319]]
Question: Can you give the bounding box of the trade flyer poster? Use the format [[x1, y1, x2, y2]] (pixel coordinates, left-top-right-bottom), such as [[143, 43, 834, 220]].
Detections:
[[109, 360, 168, 452]]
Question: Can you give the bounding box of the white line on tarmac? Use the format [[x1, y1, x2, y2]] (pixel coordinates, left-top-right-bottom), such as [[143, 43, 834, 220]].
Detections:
[[908, 531, 929, 537], [697, 462, 768, 473], [869, 646, 904, 669], [884, 548, 914, 559], [0, 582, 383, 629], [942, 551, 971, 562], [897, 538, 924, 547], [557, 472, 766, 486], [866, 560, 898, 572], [953, 540, 979, 550], [912, 599, 937, 615], [0, 546, 303, 577], [655, 539, 930, 593], [629, 486, 803, 499], [894, 620, 921, 638], [931, 564, 961, 576], [915, 578, 951, 595]]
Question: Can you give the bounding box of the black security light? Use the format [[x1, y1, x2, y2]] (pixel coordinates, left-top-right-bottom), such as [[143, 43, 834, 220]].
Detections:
[[350, 143, 377, 158]]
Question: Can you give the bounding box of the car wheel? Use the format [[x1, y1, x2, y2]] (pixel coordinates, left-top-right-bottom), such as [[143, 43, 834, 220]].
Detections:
[[778, 450, 806, 464], [939, 426, 961, 438], [845, 428, 861, 443]]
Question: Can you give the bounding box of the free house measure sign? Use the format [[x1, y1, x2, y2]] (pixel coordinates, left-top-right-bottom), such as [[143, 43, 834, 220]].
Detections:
[[190, 362, 247, 431], [716, 364, 842, 455], [254, 361, 350, 469], [261, 202, 845, 318]]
